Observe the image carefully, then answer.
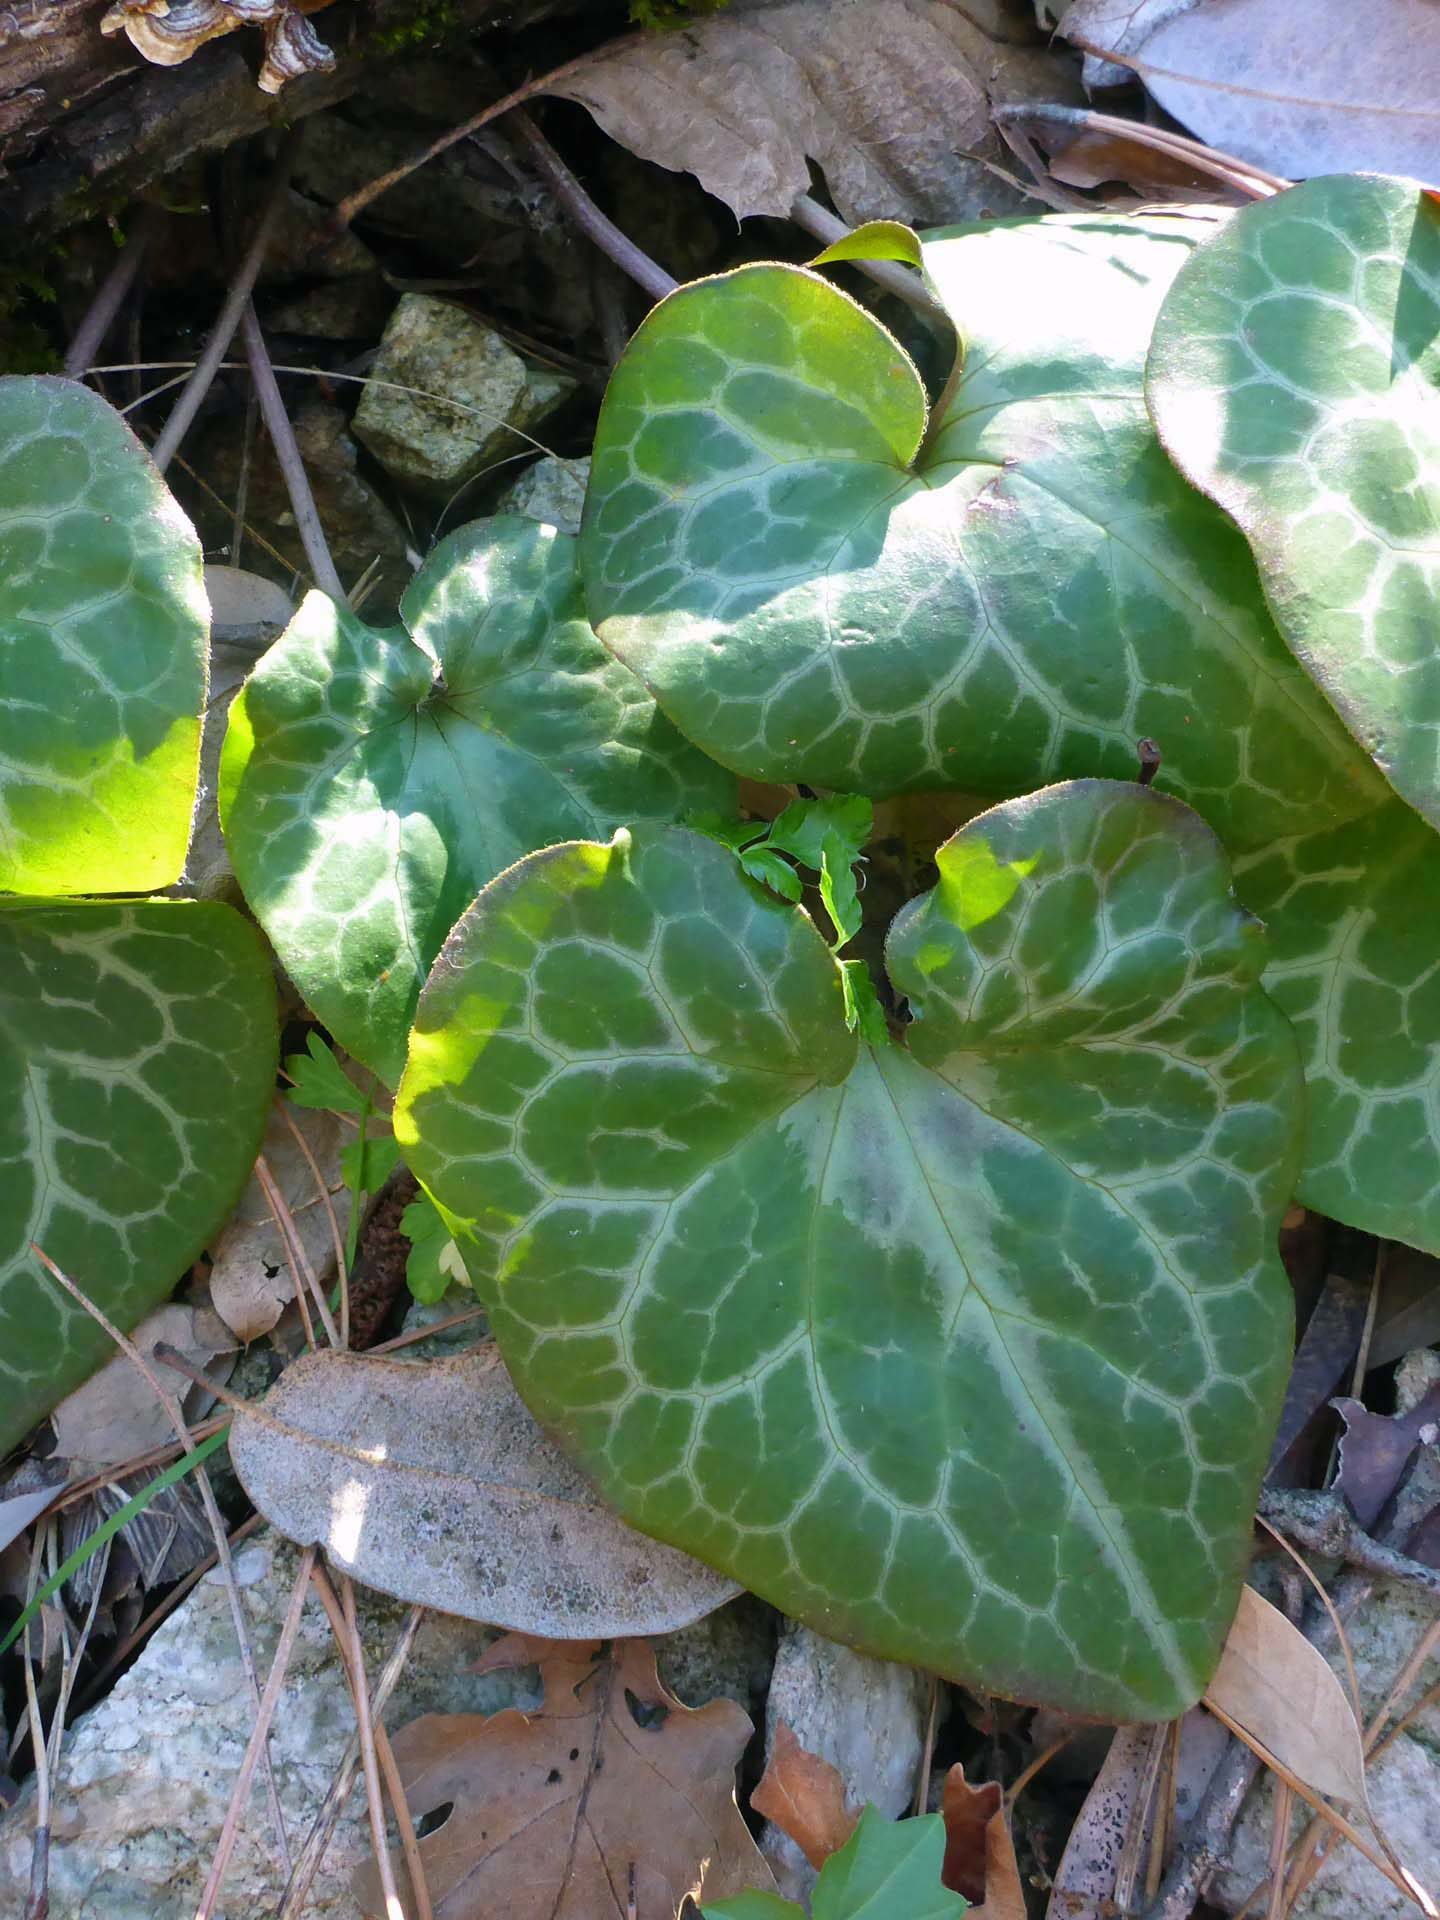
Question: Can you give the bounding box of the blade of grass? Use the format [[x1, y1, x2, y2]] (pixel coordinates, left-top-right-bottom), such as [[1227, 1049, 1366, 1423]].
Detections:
[[0, 1426, 230, 1657]]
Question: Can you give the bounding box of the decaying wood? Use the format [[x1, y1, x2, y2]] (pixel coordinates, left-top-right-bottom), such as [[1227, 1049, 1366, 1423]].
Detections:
[[0, 0, 571, 232]]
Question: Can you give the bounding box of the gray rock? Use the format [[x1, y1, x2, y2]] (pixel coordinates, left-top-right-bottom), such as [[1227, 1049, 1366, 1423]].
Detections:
[[493, 453, 590, 536], [759, 1624, 931, 1902], [353, 294, 575, 494], [0, 1534, 541, 1919], [0, 1523, 774, 1920], [1213, 1582, 1440, 1920], [657, 1594, 778, 1723]]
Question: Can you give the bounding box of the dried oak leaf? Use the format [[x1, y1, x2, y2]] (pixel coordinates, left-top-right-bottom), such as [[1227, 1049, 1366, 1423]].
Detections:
[[940, 1763, 1024, 1919], [751, 1721, 858, 1871], [1333, 1380, 1440, 1531], [549, 0, 1064, 227], [355, 1634, 774, 1919]]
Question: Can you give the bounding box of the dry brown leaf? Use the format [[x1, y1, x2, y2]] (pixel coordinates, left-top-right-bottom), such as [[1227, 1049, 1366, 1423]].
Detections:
[[49, 1303, 235, 1466], [1062, 0, 1440, 181], [230, 1345, 740, 1637], [941, 1763, 1025, 1919], [354, 1634, 774, 1919], [207, 1103, 350, 1342], [1204, 1584, 1368, 1806], [550, 0, 1063, 227], [751, 1721, 859, 1870]]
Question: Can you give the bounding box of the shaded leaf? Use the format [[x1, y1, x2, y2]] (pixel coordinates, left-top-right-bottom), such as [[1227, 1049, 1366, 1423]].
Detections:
[[0, 899, 276, 1452], [399, 1190, 469, 1305], [0, 376, 208, 895], [552, 0, 1049, 226], [49, 1302, 235, 1466], [1062, 0, 1440, 180], [751, 1723, 859, 1872], [230, 1345, 739, 1636], [1149, 174, 1440, 830], [356, 1634, 770, 1918], [708, 1807, 967, 1920], [207, 1101, 351, 1343], [340, 1128, 402, 1195], [1204, 1584, 1368, 1805], [223, 516, 731, 1086], [1333, 1382, 1440, 1531], [284, 1031, 370, 1115], [398, 785, 1301, 1719]]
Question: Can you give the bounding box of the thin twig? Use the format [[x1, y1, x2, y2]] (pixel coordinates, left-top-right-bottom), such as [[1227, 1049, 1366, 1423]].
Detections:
[[196, 1547, 317, 1920], [992, 101, 1290, 196], [22, 1529, 51, 1920], [239, 301, 348, 602], [913, 1675, 940, 1816], [276, 1604, 425, 1920], [1258, 1489, 1440, 1604], [1143, 1733, 1264, 1920], [64, 206, 163, 379], [329, 36, 645, 232], [1205, 1700, 1431, 1910], [1005, 1732, 1073, 1810], [29, 1245, 291, 1868], [373, 1707, 435, 1920], [274, 1099, 350, 1343], [309, 1566, 408, 1920], [509, 107, 677, 302], [371, 1306, 490, 1355], [257, 1154, 341, 1348], [152, 144, 295, 473], [788, 193, 950, 325], [1265, 1783, 1293, 1920]]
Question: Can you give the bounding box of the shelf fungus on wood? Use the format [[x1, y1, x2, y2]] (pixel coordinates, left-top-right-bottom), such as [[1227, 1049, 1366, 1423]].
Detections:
[[99, 0, 336, 93]]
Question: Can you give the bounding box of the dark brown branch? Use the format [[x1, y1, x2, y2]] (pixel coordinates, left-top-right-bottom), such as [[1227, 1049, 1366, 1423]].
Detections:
[[64, 205, 163, 379], [509, 107, 676, 304], [238, 300, 347, 602]]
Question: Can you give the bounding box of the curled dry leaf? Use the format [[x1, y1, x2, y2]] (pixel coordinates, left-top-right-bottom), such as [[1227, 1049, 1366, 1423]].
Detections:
[[355, 1633, 773, 1919], [230, 1345, 740, 1637], [751, 1722, 859, 1871], [206, 1102, 350, 1343], [1333, 1382, 1440, 1532], [49, 1302, 235, 1467], [550, 0, 1063, 227], [1203, 1584, 1368, 1806], [941, 1764, 1025, 1920], [1062, 0, 1440, 180]]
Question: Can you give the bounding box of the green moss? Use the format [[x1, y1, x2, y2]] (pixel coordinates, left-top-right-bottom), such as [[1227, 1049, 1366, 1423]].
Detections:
[[629, 0, 733, 23], [369, 0, 461, 53]]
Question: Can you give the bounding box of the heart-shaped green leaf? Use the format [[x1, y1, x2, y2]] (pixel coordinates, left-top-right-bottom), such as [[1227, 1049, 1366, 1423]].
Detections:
[[705, 1808, 964, 1920], [397, 782, 1300, 1719], [221, 515, 733, 1086], [1236, 797, 1440, 1246], [0, 376, 208, 896], [583, 212, 1440, 1254], [0, 899, 277, 1451], [1147, 175, 1440, 828]]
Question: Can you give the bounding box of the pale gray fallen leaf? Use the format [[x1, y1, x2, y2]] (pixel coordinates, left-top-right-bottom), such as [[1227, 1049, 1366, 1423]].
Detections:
[[207, 1103, 350, 1343], [204, 564, 295, 643], [230, 1345, 741, 1637], [50, 1304, 236, 1467], [1062, 0, 1440, 180], [1204, 1584, 1368, 1807], [1044, 1724, 1161, 1920], [0, 1482, 67, 1557], [550, 0, 1062, 227]]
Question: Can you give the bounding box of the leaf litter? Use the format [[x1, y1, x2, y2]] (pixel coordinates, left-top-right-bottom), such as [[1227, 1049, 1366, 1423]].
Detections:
[[354, 1633, 771, 1919], [230, 1344, 740, 1637]]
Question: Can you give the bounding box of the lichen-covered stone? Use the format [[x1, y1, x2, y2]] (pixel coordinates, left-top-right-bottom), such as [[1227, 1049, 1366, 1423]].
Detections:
[[352, 294, 575, 492], [759, 1624, 931, 1902], [494, 453, 590, 535]]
